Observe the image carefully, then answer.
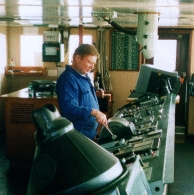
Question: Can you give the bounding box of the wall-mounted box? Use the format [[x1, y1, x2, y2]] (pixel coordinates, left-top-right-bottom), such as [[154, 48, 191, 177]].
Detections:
[[43, 31, 60, 43], [42, 43, 64, 62]]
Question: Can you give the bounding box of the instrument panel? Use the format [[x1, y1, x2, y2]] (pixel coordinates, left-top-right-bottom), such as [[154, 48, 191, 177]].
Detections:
[[97, 92, 176, 194]]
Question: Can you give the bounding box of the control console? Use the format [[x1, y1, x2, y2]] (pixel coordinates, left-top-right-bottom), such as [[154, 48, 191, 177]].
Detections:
[[97, 92, 176, 194]]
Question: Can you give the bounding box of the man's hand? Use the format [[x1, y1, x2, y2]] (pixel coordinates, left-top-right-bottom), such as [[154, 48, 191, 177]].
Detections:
[[91, 109, 108, 126]]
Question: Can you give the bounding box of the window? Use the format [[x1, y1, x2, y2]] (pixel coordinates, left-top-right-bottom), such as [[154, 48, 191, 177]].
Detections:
[[20, 35, 43, 66], [68, 35, 92, 64], [0, 33, 6, 73], [154, 40, 177, 71]]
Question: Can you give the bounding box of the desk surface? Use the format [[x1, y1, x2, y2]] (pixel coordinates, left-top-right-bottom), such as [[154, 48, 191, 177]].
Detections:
[[0, 88, 57, 99], [1, 88, 113, 99]]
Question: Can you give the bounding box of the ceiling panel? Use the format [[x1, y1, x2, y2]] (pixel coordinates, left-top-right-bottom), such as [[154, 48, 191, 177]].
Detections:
[[0, 0, 193, 28]]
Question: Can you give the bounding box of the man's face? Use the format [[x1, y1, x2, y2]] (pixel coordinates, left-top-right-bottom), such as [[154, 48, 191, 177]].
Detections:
[[75, 55, 97, 74]]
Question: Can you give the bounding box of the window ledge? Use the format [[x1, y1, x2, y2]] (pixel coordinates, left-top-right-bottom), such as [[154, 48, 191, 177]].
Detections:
[[5, 66, 46, 76]]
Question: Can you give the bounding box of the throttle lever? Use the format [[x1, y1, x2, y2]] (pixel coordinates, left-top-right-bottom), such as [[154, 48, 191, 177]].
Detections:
[[104, 125, 117, 140]]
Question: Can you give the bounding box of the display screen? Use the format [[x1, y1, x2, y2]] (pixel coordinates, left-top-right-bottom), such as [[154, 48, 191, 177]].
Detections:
[[45, 47, 57, 56], [42, 43, 64, 62], [134, 64, 180, 95]]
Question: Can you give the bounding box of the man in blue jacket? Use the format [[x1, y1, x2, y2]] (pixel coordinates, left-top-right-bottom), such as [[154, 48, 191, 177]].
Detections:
[[56, 44, 107, 140]]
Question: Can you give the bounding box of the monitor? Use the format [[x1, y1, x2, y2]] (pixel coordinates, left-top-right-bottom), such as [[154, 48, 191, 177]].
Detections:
[[42, 43, 64, 62], [130, 64, 180, 97]]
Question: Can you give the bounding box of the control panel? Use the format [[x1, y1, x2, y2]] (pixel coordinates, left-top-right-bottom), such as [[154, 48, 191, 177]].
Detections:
[[97, 92, 175, 194]]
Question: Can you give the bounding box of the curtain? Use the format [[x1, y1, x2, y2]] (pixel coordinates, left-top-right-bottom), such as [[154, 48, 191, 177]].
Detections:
[[97, 28, 113, 91]]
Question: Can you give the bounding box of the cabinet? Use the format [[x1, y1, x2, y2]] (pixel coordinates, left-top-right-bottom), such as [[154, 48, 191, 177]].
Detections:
[[188, 96, 194, 134], [1, 88, 59, 167], [1, 88, 113, 167], [96, 90, 114, 137], [96, 90, 114, 119]]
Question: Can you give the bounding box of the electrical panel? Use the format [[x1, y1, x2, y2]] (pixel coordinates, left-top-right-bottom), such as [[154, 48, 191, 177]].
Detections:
[[42, 43, 64, 62], [43, 31, 60, 43]]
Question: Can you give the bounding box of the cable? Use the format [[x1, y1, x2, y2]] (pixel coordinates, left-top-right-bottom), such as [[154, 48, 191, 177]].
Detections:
[[102, 16, 136, 35]]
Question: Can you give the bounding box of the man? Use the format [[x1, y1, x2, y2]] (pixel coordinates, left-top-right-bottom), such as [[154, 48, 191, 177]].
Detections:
[[56, 44, 107, 140]]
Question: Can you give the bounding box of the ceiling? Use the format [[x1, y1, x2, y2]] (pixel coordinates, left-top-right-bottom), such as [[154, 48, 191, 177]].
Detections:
[[1, 0, 194, 28]]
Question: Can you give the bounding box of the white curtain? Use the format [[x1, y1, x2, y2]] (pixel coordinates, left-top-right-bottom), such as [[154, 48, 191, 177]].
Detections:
[[97, 28, 113, 91]]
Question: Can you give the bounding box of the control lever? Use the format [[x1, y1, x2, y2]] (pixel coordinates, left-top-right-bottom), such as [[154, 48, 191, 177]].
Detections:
[[104, 125, 117, 140]]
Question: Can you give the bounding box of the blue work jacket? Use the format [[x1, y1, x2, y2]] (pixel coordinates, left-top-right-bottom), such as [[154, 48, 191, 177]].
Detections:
[[56, 65, 99, 140]]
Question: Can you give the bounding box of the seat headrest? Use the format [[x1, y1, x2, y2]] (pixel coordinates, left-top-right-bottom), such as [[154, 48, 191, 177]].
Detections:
[[32, 104, 74, 144]]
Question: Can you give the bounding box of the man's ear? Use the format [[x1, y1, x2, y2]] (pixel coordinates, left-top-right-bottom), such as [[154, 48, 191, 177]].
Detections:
[[75, 54, 81, 62]]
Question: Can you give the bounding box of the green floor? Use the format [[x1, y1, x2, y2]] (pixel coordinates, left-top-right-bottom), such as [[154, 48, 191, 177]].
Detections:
[[168, 137, 194, 195]]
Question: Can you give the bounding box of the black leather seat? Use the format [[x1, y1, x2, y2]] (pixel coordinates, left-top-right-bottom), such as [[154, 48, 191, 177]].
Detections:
[[27, 104, 125, 195]]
